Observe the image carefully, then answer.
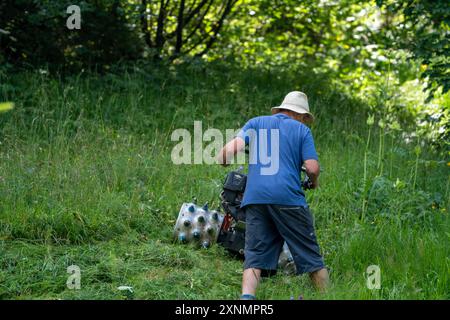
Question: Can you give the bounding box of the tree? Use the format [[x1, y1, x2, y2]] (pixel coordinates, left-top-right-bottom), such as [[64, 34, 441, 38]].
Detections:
[[377, 0, 450, 97], [139, 0, 239, 60], [0, 0, 141, 71]]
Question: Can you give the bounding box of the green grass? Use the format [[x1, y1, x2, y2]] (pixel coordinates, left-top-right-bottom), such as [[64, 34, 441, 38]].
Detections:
[[0, 63, 448, 299]]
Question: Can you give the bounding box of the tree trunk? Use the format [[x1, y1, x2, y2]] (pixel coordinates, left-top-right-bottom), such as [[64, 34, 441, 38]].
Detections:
[[140, 0, 152, 47], [174, 0, 186, 55], [155, 0, 168, 51]]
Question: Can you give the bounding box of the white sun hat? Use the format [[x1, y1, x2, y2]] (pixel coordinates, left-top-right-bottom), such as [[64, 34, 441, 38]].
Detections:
[[272, 91, 314, 121]]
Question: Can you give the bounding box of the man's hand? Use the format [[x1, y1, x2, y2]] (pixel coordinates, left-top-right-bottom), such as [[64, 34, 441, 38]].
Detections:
[[303, 159, 320, 189], [217, 137, 246, 166]]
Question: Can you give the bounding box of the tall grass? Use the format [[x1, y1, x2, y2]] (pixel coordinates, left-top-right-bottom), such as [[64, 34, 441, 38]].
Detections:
[[0, 63, 448, 299]]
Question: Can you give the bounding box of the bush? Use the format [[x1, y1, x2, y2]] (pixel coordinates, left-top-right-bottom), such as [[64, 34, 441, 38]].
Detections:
[[366, 175, 444, 226], [0, 0, 141, 72]]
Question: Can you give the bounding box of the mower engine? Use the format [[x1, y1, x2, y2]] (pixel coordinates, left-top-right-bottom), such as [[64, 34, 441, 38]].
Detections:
[[216, 169, 247, 257]]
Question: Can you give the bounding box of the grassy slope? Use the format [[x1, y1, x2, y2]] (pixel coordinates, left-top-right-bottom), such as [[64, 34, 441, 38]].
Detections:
[[0, 63, 448, 299]]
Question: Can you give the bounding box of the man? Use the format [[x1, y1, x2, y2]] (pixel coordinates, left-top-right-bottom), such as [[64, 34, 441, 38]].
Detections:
[[217, 91, 329, 300]]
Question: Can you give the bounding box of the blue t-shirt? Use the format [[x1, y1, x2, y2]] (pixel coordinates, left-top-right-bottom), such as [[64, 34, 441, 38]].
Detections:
[[237, 113, 318, 208]]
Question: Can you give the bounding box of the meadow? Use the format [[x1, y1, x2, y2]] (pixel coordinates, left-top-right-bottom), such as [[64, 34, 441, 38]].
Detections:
[[0, 62, 448, 299]]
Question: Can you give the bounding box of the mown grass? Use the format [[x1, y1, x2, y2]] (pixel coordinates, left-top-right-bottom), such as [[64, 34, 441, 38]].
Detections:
[[0, 62, 448, 299]]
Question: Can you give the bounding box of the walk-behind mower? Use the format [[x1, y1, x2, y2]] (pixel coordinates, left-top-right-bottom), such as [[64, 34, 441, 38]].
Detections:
[[173, 168, 313, 275]]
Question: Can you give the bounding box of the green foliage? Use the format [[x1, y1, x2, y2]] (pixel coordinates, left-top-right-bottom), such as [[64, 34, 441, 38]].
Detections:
[[365, 175, 445, 225], [377, 0, 450, 96], [136, 0, 239, 60], [0, 102, 14, 112], [0, 0, 141, 72]]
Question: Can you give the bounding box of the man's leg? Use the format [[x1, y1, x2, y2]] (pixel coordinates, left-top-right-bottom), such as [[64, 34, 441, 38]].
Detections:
[[267, 205, 328, 292], [242, 268, 261, 297], [241, 205, 283, 299], [309, 268, 329, 292]]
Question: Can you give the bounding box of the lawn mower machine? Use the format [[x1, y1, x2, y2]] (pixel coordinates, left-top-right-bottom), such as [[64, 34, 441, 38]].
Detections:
[[173, 167, 313, 275]]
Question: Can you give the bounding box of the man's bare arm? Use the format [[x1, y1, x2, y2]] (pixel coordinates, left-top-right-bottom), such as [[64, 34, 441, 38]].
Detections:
[[303, 159, 320, 189], [217, 137, 246, 166]]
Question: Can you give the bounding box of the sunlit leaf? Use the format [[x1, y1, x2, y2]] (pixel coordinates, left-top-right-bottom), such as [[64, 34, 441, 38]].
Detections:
[[0, 102, 14, 113]]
